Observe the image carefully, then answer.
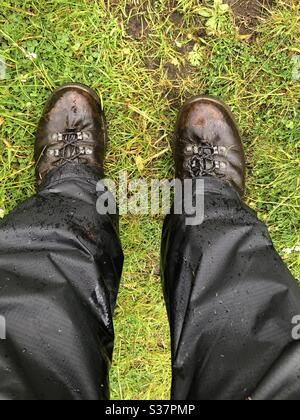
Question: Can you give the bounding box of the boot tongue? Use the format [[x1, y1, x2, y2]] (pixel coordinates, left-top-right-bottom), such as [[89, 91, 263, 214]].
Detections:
[[61, 130, 79, 160], [64, 131, 78, 145], [64, 145, 78, 159]]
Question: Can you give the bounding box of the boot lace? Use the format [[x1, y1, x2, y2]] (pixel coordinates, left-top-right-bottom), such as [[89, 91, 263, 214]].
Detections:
[[47, 129, 93, 165], [185, 143, 217, 178]]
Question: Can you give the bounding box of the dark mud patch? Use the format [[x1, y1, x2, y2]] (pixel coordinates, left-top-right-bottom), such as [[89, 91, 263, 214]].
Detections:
[[164, 62, 194, 82], [225, 0, 276, 34], [126, 13, 149, 40], [169, 10, 184, 26], [162, 62, 195, 109]]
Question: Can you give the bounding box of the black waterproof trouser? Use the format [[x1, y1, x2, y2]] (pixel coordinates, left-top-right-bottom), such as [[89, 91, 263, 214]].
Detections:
[[0, 164, 299, 400]]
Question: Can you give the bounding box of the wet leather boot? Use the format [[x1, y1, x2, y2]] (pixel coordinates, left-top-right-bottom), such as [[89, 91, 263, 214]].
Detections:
[[173, 96, 246, 197], [35, 83, 107, 183]]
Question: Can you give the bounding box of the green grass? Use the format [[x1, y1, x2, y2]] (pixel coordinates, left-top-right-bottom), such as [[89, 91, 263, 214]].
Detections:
[[0, 0, 299, 400]]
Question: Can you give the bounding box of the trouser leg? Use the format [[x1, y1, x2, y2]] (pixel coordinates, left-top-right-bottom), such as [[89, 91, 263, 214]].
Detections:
[[0, 163, 123, 400], [161, 177, 300, 400]]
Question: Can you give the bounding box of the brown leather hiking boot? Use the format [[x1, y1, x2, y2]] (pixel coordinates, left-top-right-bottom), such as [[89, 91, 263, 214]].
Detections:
[[35, 83, 107, 183], [173, 96, 246, 197]]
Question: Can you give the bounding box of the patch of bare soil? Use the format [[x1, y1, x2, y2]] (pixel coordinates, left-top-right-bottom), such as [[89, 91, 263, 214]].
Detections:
[[126, 13, 149, 40], [225, 0, 276, 34]]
